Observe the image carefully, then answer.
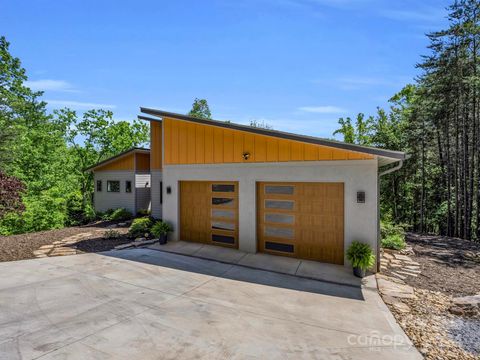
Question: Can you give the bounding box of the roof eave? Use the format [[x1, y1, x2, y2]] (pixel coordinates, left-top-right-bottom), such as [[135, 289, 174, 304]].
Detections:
[[84, 147, 150, 172], [139, 107, 406, 161]]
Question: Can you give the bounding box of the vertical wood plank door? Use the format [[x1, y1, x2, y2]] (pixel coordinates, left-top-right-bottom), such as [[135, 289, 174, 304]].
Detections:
[[257, 182, 344, 265], [180, 181, 239, 248]]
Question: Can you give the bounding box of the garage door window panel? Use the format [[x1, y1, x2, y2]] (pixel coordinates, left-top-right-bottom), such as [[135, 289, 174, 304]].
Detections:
[[212, 197, 236, 207], [264, 226, 294, 239], [264, 213, 294, 224], [265, 200, 294, 211], [211, 221, 235, 231], [211, 209, 235, 219], [265, 185, 295, 195]]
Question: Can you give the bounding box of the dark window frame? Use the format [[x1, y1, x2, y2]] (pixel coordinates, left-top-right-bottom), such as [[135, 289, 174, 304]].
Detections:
[[96, 180, 102, 192], [160, 181, 163, 204], [125, 180, 132, 193], [107, 180, 120, 193]]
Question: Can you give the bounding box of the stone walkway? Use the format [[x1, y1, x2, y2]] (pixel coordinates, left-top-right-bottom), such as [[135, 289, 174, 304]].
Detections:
[[33, 232, 94, 258], [380, 249, 421, 281]]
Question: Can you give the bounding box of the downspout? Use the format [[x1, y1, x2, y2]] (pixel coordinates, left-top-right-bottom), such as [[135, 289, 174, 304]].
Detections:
[[377, 160, 404, 272]]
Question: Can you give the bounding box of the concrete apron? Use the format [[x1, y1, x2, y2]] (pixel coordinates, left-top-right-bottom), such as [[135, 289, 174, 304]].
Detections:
[[147, 240, 364, 288], [0, 249, 421, 359]]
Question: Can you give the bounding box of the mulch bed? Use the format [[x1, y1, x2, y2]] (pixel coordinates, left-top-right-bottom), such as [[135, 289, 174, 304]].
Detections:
[[405, 233, 480, 296], [379, 233, 480, 359], [0, 221, 131, 262]]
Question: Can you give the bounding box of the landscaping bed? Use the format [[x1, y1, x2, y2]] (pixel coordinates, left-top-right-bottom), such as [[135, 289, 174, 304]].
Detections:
[[378, 233, 480, 359], [0, 221, 131, 262]]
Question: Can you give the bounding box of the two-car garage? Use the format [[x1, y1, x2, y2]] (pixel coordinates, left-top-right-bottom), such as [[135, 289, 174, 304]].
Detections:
[[179, 181, 344, 265]]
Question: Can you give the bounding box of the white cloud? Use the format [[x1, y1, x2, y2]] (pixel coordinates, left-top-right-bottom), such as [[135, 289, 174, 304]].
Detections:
[[25, 79, 78, 92], [46, 100, 116, 110], [380, 8, 446, 22], [298, 105, 347, 114]]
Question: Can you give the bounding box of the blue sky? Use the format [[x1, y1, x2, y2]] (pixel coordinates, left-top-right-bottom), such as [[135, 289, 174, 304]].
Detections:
[[2, 0, 450, 138]]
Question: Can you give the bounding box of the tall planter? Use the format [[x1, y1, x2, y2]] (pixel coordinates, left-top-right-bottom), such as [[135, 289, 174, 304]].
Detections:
[[158, 233, 167, 245]]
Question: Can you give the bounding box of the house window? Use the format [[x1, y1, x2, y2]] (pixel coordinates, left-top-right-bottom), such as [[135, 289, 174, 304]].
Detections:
[[160, 181, 163, 204], [125, 181, 132, 193], [107, 181, 120, 192], [96, 180, 102, 192]]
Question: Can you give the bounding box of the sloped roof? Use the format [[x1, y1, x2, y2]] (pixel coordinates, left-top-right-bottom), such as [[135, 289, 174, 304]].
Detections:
[[139, 107, 405, 165], [84, 147, 150, 172]]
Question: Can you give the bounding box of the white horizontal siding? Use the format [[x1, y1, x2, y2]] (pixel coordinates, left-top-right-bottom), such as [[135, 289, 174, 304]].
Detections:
[[135, 173, 151, 212], [93, 171, 136, 214], [151, 170, 163, 219]]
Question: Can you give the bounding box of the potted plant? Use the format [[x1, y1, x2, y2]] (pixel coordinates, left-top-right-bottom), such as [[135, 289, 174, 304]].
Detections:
[[151, 221, 173, 245], [346, 241, 376, 278]]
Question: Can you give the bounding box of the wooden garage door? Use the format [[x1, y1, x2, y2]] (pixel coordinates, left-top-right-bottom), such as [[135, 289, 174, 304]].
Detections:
[[180, 181, 239, 248], [257, 182, 344, 265]]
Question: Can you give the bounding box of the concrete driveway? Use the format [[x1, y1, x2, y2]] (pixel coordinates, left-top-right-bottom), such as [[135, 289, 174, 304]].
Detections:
[[0, 249, 420, 359]]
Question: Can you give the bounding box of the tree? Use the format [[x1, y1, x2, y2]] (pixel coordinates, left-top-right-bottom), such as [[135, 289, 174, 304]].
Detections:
[[0, 171, 25, 219], [54, 108, 149, 208], [333, 113, 374, 145], [188, 98, 212, 119]]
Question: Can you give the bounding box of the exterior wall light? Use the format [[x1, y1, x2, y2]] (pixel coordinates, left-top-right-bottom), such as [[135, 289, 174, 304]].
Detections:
[[243, 152, 250, 160], [357, 191, 366, 203]]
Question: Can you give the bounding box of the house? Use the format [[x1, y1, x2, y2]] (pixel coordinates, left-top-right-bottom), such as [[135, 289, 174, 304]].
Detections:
[[137, 108, 406, 269], [86, 148, 151, 215]]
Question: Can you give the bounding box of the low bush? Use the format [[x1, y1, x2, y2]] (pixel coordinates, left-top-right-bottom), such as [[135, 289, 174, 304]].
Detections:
[[109, 208, 133, 221], [381, 218, 406, 250], [128, 217, 152, 238], [137, 209, 151, 217], [346, 241, 376, 270], [151, 221, 173, 238], [104, 229, 120, 239]]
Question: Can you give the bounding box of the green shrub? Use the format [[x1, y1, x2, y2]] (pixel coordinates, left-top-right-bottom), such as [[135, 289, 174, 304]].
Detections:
[[381, 218, 406, 250], [382, 234, 406, 250], [65, 192, 96, 226], [151, 221, 173, 238], [137, 209, 151, 217], [104, 229, 120, 239], [128, 217, 152, 238], [346, 241, 376, 270], [109, 208, 133, 221]]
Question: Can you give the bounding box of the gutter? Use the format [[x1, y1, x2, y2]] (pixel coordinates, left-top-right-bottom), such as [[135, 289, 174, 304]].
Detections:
[[376, 160, 404, 272]]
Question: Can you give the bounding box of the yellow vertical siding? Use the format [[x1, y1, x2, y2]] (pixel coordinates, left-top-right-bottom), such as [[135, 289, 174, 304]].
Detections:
[[150, 121, 162, 169], [161, 117, 374, 165], [96, 153, 134, 171]]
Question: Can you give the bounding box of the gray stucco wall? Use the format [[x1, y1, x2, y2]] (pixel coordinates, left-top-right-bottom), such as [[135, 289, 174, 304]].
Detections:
[[135, 173, 151, 212], [161, 159, 379, 265], [93, 171, 136, 214], [150, 170, 163, 219]]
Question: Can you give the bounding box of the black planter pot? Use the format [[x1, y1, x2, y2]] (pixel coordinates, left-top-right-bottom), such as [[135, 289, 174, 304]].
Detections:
[[158, 233, 168, 245], [353, 267, 366, 278]]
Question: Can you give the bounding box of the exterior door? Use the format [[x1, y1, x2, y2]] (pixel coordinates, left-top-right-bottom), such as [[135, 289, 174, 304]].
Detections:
[[257, 182, 344, 265], [180, 181, 238, 248]]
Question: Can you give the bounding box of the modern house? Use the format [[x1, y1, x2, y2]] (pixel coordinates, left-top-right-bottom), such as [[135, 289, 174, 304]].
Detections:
[[86, 148, 151, 215], [89, 108, 405, 269]]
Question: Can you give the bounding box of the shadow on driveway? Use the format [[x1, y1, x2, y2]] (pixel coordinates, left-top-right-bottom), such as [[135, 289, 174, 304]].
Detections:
[[103, 248, 365, 301]]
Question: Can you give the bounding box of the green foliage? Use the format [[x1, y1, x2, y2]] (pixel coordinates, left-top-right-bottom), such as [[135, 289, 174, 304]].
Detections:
[[136, 209, 151, 217], [151, 221, 173, 237], [128, 217, 153, 238], [104, 229, 120, 239], [382, 234, 406, 250], [346, 241, 376, 270], [333, 113, 374, 145], [188, 98, 211, 119], [381, 217, 407, 250], [0, 36, 150, 235], [109, 208, 133, 221]]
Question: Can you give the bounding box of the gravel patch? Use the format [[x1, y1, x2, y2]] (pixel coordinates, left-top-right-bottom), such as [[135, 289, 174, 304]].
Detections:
[[446, 317, 480, 356]]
